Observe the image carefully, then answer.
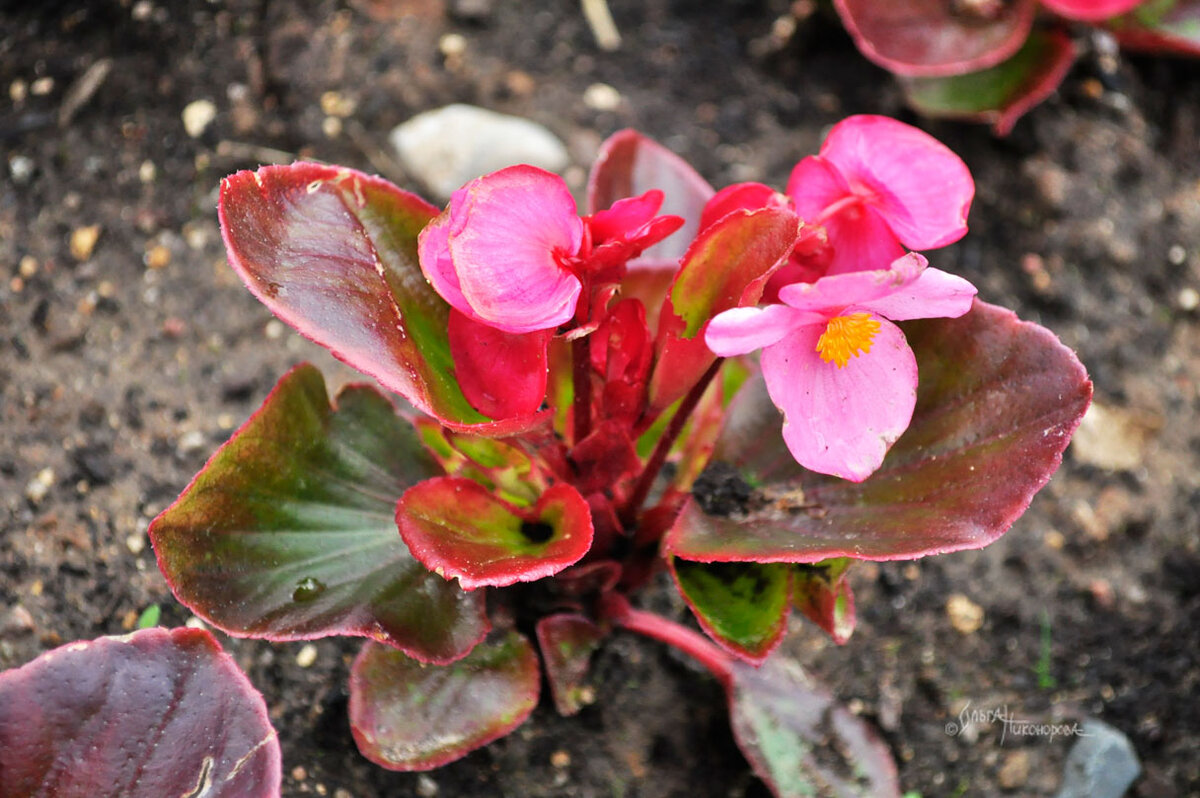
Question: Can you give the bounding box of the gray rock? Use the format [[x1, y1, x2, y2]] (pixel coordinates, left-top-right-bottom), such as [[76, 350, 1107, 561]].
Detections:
[[1055, 718, 1140, 798], [389, 104, 569, 200]]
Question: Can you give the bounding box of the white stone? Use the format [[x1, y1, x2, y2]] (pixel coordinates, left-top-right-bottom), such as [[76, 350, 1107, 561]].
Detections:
[[182, 99, 217, 138], [389, 104, 569, 200]]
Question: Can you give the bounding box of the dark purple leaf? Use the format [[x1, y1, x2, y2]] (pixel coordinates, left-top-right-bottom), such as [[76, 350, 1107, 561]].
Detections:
[[0, 628, 280, 798], [833, 0, 1038, 77], [792, 559, 857, 645], [728, 656, 900, 797], [349, 630, 540, 770], [667, 301, 1092, 563], [150, 364, 488, 664]]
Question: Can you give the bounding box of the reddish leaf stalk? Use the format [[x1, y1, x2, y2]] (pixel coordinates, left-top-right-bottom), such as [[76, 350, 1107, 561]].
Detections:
[[572, 334, 592, 446], [621, 357, 724, 529], [605, 594, 733, 687]]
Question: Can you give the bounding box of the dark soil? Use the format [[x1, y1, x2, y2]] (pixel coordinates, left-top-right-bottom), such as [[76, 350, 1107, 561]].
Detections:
[[3, 1, 1199, 796]]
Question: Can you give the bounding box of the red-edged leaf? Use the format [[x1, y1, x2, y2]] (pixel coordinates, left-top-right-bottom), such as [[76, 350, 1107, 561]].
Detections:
[[397, 478, 594, 590], [0, 628, 280, 798], [220, 162, 543, 434], [648, 207, 799, 413], [728, 656, 900, 798], [1112, 0, 1200, 57], [900, 30, 1077, 136], [587, 129, 714, 264], [833, 0, 1038, 77], [667, 301, 1092, 563], [668, 558, 791, 664], [792, 559, 857, 645], [150, 364, 488, 664], [349, 630, 540, 771], [535, 614, 606, 716]]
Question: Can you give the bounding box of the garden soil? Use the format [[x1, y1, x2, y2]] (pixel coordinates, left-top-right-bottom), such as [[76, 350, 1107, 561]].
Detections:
[[2, 1, 1198, 796]]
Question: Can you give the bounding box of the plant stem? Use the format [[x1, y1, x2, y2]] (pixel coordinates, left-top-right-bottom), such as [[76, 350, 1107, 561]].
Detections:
[[621, 358, 723, 528], [604, 595, 733, 687], [572, 335, 592, 446]]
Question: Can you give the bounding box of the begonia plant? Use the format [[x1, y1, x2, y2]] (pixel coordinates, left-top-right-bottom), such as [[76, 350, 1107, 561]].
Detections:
[[145, 115, 1091, 796], [832, 0, 1200, 134]]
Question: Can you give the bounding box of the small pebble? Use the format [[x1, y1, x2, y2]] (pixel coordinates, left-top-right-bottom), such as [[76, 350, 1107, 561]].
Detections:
[[19, 255, 38, 278], [70, 225, 101, 261], [998, 749, 1030, 790], [416, 774, 439, 797], [9, 78, 27, 103], [30, 76, 54, 96], [182, 99, 217, 138], [295, 644, 318, 668], [217, 413, 235, 430], [9, 155, 34, 185], [439, 33, 467, 59], [291, 765, 307, 781], [25, 468, 55, 504], [322, 116, 342, 139], [1, 605, 35, 636], [1178, 287, 1199, 311], [138, 160, 157, 183], [185, 616, 207, 630], [946, 593, 985, 634], [177, 430, 205, 454], [145, 244, 171, 270], [550, 750, 571, 768], [583, 82, 622, 112], [1168, 244, 1187, 265], [1044, 530, 1066, 550], [319, 91, 356, 118], [265, 319, 285, 339], [126, 533, 146, 555]]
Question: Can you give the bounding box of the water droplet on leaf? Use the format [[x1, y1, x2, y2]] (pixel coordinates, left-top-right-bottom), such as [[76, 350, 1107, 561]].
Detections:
[[293, 577, 327, 602]]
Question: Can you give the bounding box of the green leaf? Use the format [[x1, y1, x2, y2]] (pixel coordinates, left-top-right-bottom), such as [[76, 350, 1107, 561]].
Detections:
[[150, 364, 488, 664], [900, 30, 1077, 135], [667, 301, 1092, 564], [135, 604, 161, 629], [1113, 0, 1200, 56], [0, 628, 280, 797], [728, 655, 900, 798], [397, 479, 594, 590], [535, 613, 606, 716], [349, 630, 540, 771], [649, 207, 799, 412], [792, 559, 856, 645], [670, 559, 791, 663], [220, 163, 544, 433]]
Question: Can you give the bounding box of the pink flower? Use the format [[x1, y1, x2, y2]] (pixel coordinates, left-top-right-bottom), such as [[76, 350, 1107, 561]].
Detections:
[[705, 253, 977, 481], [419, 165, 585, 335], [1040, 0, 1142, 22]]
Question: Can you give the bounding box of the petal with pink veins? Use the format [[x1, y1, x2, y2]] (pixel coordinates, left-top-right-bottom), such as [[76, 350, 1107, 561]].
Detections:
[[858, 267, 977, 321], [762, 319, 918, 482], [447, 166, 584, 333], [705, 304, 819, 357], [817, 115, 973, 251], [777, 253, 926, 314], [448, 309, 551, 419]]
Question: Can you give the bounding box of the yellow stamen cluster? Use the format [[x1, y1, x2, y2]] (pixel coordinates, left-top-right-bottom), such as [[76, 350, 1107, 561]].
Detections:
[[816, 312, 881, 368]]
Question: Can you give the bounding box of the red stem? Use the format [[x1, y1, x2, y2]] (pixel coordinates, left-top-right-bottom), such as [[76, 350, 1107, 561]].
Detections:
[[603, 594, 734, 687], [621, 358, 723, 528], [572, 335, 592, 445]]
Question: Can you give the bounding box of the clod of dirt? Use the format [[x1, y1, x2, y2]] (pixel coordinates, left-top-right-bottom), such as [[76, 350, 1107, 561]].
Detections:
[[692, 461, 753, 517]]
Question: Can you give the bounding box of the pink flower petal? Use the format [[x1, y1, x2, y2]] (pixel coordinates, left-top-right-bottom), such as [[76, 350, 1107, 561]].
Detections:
[[588, 190, 664, 243], [448, 166, 584, 333], [416, 205, 472, 314], [448, 309, 551, 419], [1041, 0, 1142, 22], [787, 155, 905, 275], [818, 115, 973, 251], [762, 318, 918, 481], [858, 266, 977, 321], [777, 253, 926, 314], [705, 304, 818, 357], [820, 203, 908, 275]]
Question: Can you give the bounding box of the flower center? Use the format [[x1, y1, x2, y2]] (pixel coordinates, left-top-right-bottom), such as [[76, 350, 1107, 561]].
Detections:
[[816, 313, 881, 368]]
